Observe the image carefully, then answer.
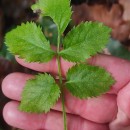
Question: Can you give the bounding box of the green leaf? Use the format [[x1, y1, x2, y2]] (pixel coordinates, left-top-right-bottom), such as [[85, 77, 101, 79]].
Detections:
[[31, 0, 72, 34], [19, 74, 61, 113], [5, 22, 55, 63], [66, 64, 115, 99], [59, 22, 111, 62]]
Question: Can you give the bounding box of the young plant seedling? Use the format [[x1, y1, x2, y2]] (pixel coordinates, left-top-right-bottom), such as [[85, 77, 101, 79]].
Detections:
[[5, 0, 115, 130]]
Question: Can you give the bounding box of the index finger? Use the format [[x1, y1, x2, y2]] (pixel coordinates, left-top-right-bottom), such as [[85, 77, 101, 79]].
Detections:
[[16, 54, 130, 94]]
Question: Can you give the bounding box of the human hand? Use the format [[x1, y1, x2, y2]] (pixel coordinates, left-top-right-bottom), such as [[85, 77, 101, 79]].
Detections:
[[2, 54, 130, 130]]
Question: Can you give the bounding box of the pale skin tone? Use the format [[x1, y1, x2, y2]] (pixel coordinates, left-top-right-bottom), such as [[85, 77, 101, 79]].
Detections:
[[2, 54, 130, 130]]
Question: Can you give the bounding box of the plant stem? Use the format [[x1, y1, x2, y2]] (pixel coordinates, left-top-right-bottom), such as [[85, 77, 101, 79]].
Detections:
[[57, 31, 67, 130]]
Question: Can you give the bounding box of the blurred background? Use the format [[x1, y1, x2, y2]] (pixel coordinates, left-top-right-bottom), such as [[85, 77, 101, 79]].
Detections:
[[1, 0, 130, 129]]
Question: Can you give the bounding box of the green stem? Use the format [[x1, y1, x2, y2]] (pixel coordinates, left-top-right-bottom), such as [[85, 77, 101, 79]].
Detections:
[[57, 31, 67, 130]]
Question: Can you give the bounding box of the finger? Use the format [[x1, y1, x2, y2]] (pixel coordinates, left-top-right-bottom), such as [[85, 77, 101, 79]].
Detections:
[[109, 108, 130, 130], [16, 54, 130, 94], [3, 101, 109, 130], [2, 73, 117, 123], [2, 73, 34, 101], [16, 56, 74, 77], [117, 82, 130, 118]]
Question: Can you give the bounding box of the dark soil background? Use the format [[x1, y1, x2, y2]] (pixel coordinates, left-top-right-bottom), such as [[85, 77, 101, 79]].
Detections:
[[0, 0, 130, 129]]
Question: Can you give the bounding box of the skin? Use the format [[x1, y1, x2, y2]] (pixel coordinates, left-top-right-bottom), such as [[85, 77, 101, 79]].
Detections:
[[2, 54, 130, 130]]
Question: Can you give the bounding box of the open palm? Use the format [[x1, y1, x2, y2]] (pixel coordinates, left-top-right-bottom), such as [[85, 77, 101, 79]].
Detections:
[[2, 54, 130, 130]]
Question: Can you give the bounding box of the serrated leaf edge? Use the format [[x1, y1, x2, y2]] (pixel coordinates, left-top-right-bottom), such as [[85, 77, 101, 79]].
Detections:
[[66, 64, 115, 99], [19, 73, 61, 113]]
